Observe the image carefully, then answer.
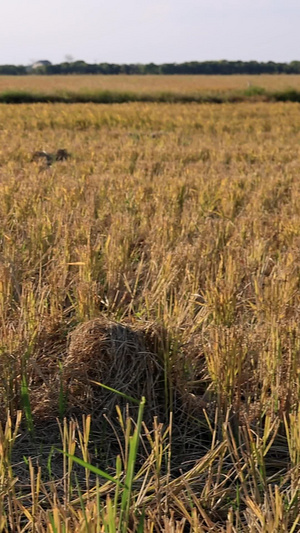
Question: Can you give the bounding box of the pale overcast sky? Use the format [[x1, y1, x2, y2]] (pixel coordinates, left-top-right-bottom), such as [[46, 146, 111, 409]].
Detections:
[[1, 0, 299, 65]]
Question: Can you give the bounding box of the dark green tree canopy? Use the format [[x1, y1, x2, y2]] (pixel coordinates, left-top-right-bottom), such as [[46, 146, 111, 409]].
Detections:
[[1, 60, 300, 76]]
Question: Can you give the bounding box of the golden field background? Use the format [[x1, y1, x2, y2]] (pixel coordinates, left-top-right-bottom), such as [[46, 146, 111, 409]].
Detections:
[[1, 74, 300, 94], [0, 100, 300, 531]]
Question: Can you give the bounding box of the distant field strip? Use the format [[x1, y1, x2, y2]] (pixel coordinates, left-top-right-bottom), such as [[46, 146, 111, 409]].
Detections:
[[1, 74, 300, 93], [2, 74, 300, 104]]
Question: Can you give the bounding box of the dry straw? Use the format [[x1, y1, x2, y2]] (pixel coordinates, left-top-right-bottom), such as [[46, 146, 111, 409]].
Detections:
[[64, 318, 165, 419]]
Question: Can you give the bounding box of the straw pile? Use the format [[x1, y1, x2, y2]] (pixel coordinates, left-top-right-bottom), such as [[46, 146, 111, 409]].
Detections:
[[63, 318, 165, 419]]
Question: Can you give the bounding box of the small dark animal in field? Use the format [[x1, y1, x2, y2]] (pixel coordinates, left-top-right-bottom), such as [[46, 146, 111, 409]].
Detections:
[[31, 149, 70, 166], [31, 150, 53, 166], [55, 149, 70, 161]]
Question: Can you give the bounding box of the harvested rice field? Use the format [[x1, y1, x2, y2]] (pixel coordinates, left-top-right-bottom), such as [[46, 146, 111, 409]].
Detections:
[[0, 100, 300, 531], [1, 74, 300, 94]]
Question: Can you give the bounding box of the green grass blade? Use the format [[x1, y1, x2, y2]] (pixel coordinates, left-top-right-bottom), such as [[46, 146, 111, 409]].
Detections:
[[21, 374, 34, 435], [48, 513, 58, 533], [120, 396, 145, 531], [56, 449, 125, 487], [90, 380, 140, 405], [106, 496, 116, 533], [136, 508, 145, 533]]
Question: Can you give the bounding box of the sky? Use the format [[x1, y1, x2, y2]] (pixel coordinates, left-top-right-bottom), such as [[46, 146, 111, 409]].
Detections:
[[1, 0, 299, 65]]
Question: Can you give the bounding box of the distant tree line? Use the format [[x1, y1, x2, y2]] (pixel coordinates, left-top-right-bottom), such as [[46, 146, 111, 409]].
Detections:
[[2, 60, 300, 75]]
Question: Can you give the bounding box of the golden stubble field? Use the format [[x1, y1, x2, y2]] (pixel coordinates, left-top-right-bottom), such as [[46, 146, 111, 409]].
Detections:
[[0, 101, 300, 531], [1, 74, 300, 93]]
